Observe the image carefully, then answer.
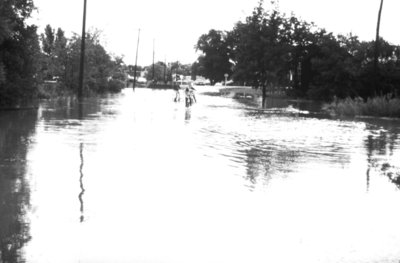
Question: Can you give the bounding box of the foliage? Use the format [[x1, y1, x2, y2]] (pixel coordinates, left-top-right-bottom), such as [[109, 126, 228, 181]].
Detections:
[[230, 1, 292, 92], [145, 61, 168, 82], [191, 58, 205, 79], [324, 95, 400, 118], [39, 26, 68, 82], [170, 61, 191, 77], [144, 61, 193, 83], [0, 0, 40, 107], [39, 27, 126, 95], [195, 0, 400, 103], [195, 29, 232, 84]]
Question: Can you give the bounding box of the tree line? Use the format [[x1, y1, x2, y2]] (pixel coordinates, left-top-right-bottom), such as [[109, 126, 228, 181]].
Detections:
[[143, 61, 193, 83], [0, 0, 127, 108], [195, 0, 400, 102], [39, 25, 126, 96]]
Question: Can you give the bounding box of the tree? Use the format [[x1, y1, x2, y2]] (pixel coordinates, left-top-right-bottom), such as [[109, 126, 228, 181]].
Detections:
[[195, 29, 232, 85], [64, 30, 124, 94], [229, 0, 290, 105], [41, 24, 55, 55], [194, 0, 399, 103], [145, 61, 167, 82], [191, 58, 205, 79], [0, 0, 40, 107], [53, 28, 68, 83], [39, 24, 58, 80]]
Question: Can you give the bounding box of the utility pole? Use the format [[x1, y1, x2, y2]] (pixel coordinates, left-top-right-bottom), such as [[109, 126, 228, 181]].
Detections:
[[164, 56, 166, 83], [152, 39, 155, 81], [133, 28, 140, 90], [78, 0, 87, 100], [374, 0, 384, 94]]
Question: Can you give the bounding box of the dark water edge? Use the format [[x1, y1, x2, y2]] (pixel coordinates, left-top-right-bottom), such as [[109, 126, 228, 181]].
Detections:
[[0, 109, 38, 263]]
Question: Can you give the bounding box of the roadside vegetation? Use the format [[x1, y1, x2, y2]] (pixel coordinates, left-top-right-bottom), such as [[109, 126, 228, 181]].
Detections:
[[195, 0, 400, 117], [324, 95, 400, 118], [0, 0, 194, 108], [1, 0, 399, 118], [1, 0, 132, 108], [38, 26, 127, 97]]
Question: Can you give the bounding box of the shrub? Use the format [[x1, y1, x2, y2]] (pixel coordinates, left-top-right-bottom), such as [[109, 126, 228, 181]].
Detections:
[[324, 95, 400, 118], [107, 79, 124, 93]]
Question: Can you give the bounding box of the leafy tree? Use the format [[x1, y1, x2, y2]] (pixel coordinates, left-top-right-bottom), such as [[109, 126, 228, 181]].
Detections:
[[53, 28, 68, 82], [145, 61, 167, 82], [191, 58, 205, 79], [0, 0, 40, 107], [229, 0, 291, 105], [195, 29, 232, 84], [39, 24, 60, 81], [41, 24, 55, 55], [280, 15, 319, 96], [169, 61, 191, 76], [306, 33, 357, 100], [64, 30, 124, 94], [224, 0, 400, 102]]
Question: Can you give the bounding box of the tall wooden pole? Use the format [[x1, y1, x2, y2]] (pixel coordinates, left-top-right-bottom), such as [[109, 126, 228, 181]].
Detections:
[[152, 39, 155, 81], [374, 0, 384, 94], [133, 28, 140, 90], [78, 0, 87, 99], [164, 56, 166, 83]]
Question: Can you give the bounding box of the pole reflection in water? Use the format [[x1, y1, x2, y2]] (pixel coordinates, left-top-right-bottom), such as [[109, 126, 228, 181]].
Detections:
[[78, 101, 85, 223], [79, 142, 85, 222]]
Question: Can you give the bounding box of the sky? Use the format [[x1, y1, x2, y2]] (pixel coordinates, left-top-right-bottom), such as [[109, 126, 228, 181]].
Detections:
[[29, 0, 400, 67]]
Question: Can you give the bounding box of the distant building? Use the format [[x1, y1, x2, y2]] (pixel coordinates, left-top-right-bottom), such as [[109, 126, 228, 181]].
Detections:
[[193, 76, 210, 85]]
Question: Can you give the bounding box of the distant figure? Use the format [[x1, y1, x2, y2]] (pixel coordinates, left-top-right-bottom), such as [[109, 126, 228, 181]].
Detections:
[[185, 83, 196, 107], [174, 85, 180, 102]]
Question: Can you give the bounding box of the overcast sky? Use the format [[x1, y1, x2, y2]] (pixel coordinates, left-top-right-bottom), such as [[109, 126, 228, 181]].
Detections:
[[30, 0, 399, 66]]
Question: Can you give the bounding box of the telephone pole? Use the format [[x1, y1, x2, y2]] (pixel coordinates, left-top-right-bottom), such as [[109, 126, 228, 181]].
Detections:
[[78, 0, 87, 99], [152, 39, 155, 81], [133, 28, 140, 90]]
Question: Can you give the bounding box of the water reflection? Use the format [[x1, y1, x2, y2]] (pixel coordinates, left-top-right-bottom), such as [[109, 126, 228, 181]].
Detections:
[[7, 88, 400, 262], [233, 116, 356, 190], [78, 143, 85, 222], [78, 102, 85, 223], [364, 120, 400, 190], [0, 110, 37, 263], [184, 108, 191, 121], [39, 95, 118, 123], [239, 143, 299, 189]]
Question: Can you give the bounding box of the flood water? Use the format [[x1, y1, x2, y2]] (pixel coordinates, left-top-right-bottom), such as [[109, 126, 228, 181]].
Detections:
[[1, 86, 400, 263]]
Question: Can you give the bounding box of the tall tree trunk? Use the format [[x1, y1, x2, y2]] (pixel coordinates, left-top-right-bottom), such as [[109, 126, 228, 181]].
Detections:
[[262, 85, 267, 108], [374, 0, 384, 94]]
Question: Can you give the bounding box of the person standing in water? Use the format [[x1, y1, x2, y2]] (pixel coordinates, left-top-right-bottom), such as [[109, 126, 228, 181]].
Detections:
[[174, 84, 180, 102], [185, 82, 196, 107]]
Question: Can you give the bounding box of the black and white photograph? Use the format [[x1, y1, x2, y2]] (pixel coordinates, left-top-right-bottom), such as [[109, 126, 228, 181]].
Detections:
[[1, 0, 400, 262]]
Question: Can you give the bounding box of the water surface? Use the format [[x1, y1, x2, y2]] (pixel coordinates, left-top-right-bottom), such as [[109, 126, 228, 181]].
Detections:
[[1, 87, 400, 263]]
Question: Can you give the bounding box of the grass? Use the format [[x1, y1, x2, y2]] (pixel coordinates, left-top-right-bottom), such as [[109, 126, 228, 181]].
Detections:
[[323, 95, 400, 118]]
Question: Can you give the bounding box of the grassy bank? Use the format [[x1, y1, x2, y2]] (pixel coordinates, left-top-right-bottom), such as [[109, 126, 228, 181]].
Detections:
[[323, 96, 400, 118]]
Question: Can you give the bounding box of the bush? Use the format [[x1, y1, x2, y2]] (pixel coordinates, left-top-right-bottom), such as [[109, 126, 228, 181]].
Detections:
[[107, 79, 124, 93], [324, 95, 400, 118]]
